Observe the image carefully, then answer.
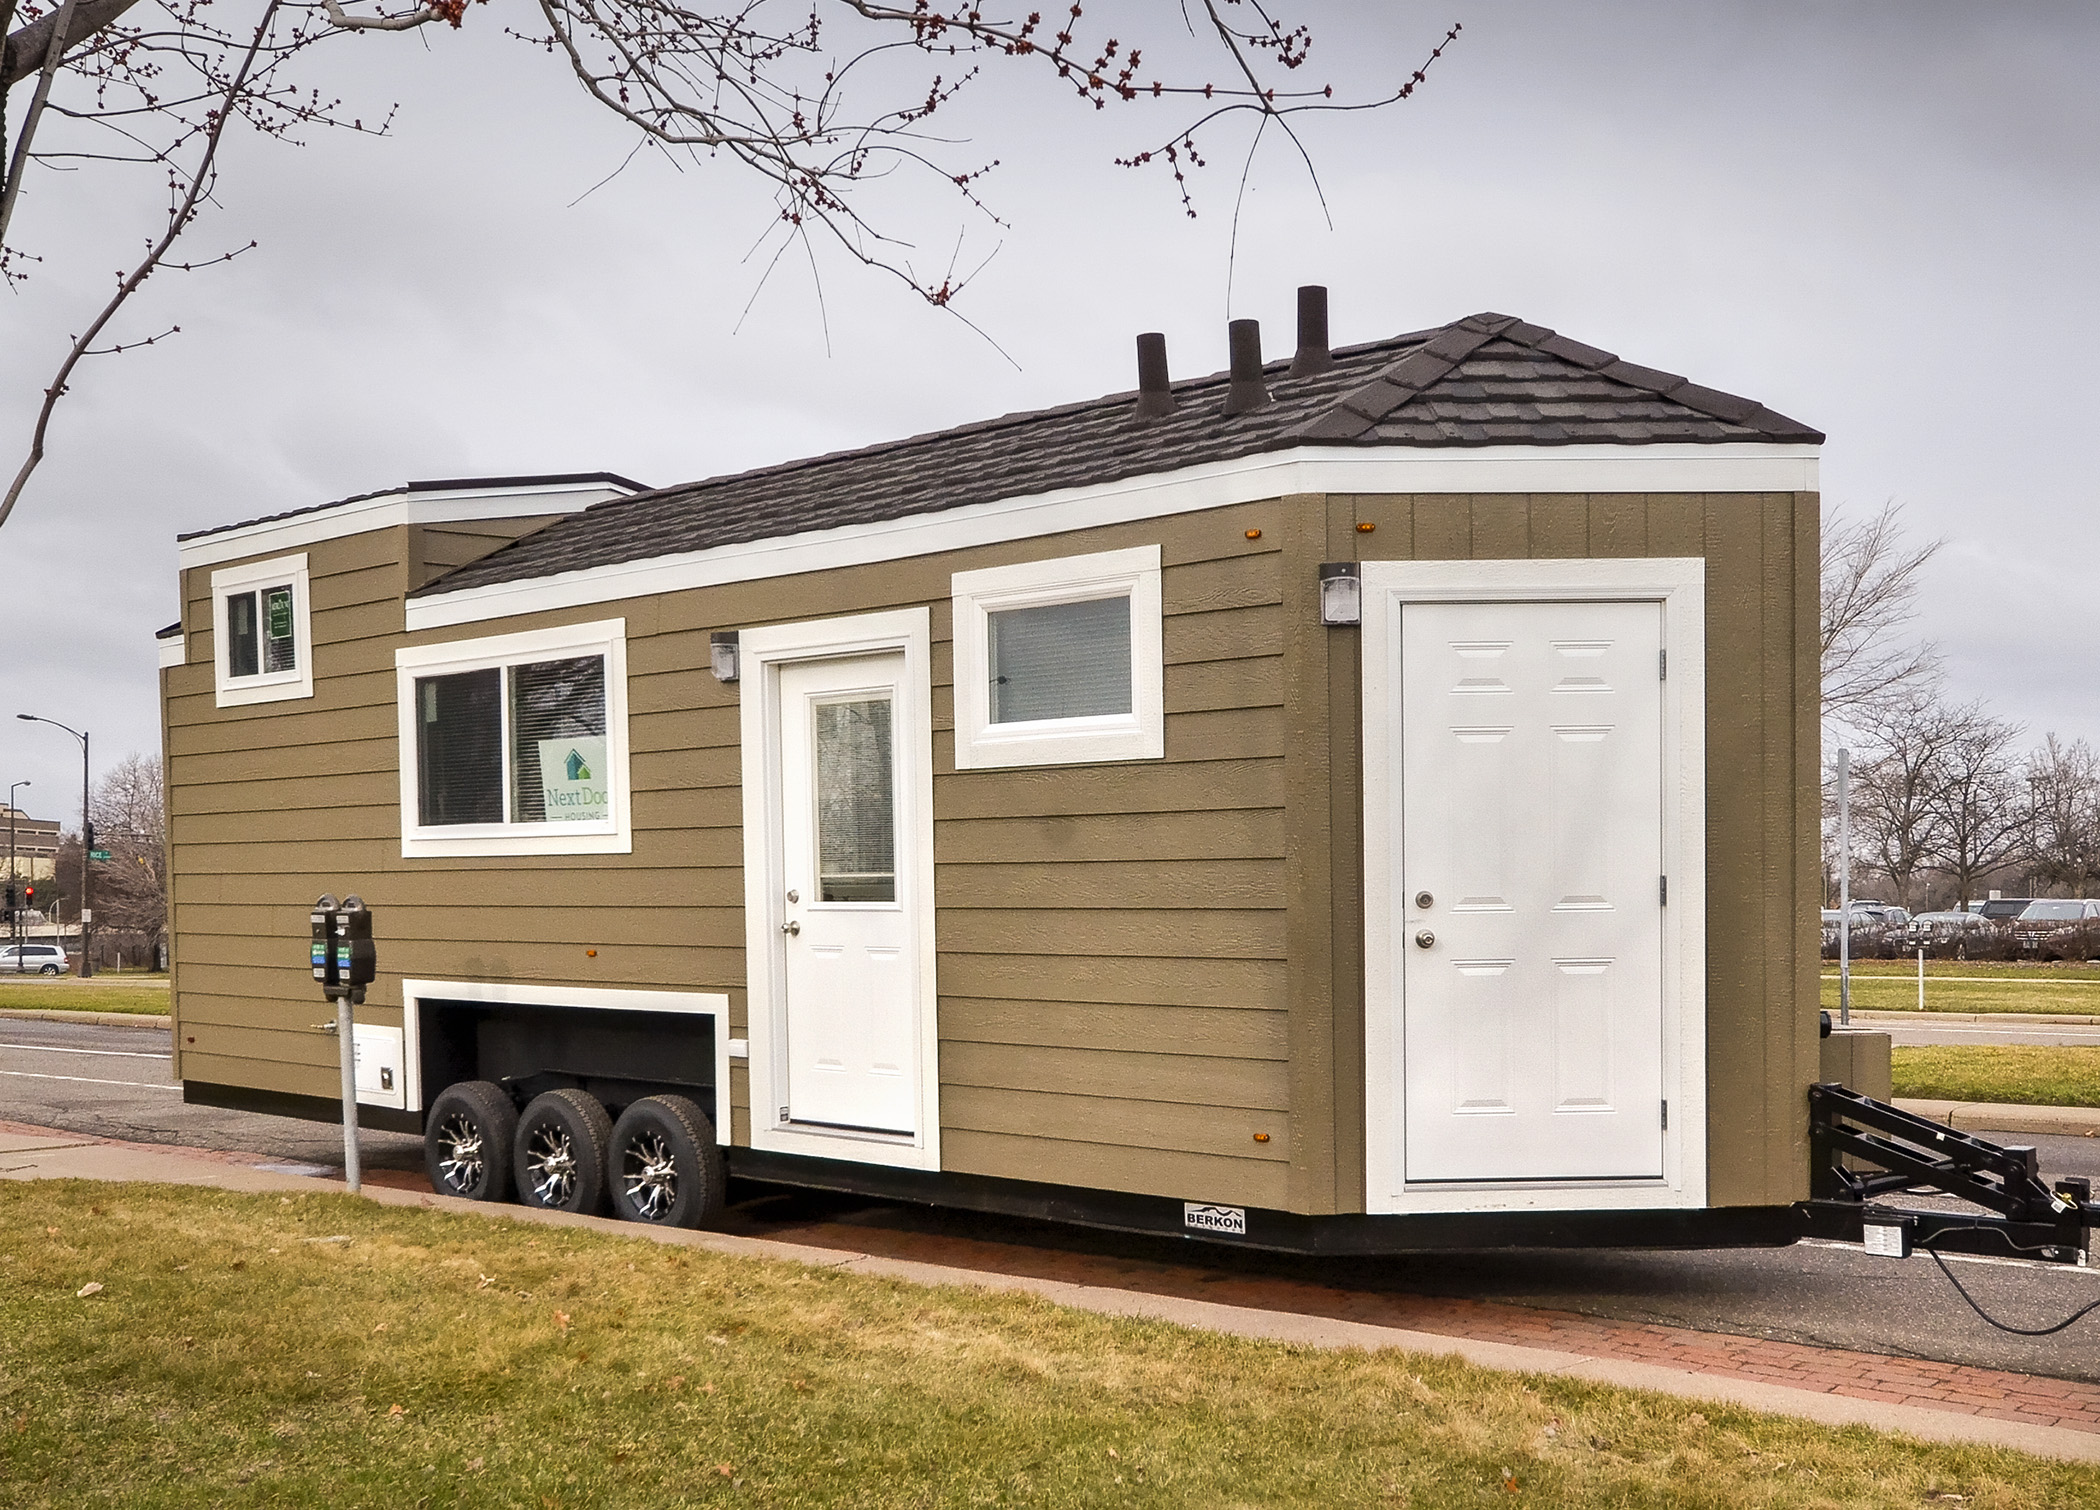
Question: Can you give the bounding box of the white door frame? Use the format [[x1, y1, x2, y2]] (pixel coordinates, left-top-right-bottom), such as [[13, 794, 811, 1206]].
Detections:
[[1361, 559, 1707, 1215], [738, 607, 941, 1171]]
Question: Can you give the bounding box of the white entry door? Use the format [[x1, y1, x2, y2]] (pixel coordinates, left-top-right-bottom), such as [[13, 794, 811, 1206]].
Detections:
[[775, 653, 919, 1134], [1399, 599, 1666, 1182]]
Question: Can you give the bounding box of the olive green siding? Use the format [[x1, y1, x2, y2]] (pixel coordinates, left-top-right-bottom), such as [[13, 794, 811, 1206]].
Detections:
[[165, 486, 1818, 1215]]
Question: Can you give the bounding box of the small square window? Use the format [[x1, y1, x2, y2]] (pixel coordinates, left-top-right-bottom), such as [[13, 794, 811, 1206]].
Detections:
[[211, 554, 311, 707], [952, 545, 1163, 769], [396, 620, 630, 857]]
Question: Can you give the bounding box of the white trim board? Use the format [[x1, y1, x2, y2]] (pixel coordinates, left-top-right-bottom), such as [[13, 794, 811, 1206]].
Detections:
[[177, 480, 637, 570], [407, 443, 1820, 631], [397, 978, 731, 1122], [737, 607, 942, 1173], [1359, 557, 1708, 1217], [157, 635, 185, 670]]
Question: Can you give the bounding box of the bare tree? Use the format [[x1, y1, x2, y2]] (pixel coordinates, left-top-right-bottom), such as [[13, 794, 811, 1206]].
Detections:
[[1927, 704, 2026, 910], [0, 2, 1463, 529], [2025, 734, 2100, 898], [1849, 689, 1964, 909], [1821, 501, 1943, 730], [87, 752, 166, 945]]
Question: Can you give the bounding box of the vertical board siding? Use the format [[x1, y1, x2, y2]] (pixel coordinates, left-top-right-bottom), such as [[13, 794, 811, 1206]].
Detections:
[[167, 504, 1289, 1210], [1343, 490, 1816, 1208]]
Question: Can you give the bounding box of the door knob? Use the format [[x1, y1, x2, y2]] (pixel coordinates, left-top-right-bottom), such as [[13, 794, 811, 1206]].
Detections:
[[1414, 930, 1436, 949], [781, 920, 801, 936]]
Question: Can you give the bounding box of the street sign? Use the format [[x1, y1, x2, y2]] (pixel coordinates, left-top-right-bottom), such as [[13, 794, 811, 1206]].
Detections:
[[88, 849, 111, 861]]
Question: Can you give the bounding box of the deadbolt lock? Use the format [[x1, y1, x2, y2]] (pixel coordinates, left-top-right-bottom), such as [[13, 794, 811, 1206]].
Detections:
[[1414, 891, 1434, 910], [785, 889, 799, 904], [1414, 930, 1436, 950]]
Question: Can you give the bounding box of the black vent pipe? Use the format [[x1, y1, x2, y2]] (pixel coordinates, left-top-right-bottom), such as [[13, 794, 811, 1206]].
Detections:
[[1223, 319, 1271, 415], [1289, 285, 1333, 377], [1134, 332, 1175, 419]]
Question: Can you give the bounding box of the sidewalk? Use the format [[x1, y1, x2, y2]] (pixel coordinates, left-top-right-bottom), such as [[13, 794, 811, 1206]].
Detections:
[[4, 1120, 2100, 1464]]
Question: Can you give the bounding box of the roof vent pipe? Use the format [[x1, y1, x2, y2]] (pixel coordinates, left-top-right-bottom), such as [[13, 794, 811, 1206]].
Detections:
[[1134, 332, 1175, 419], [1289, 285, 1333, 377], [1222, 318, 1271, 415]]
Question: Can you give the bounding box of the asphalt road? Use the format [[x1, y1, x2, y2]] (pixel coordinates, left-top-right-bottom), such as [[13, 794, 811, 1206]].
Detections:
[[6, 1014, 2100, 1383]]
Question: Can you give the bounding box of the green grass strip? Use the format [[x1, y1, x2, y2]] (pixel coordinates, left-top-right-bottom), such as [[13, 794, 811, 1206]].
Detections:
[[0, 979, 169, 1016], [1, 1183, 2095, 1506], [1892, 1045, 2100, 1110]]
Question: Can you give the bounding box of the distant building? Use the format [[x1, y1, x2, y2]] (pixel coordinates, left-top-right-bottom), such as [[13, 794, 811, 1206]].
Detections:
[[1, 803, 61, 882]]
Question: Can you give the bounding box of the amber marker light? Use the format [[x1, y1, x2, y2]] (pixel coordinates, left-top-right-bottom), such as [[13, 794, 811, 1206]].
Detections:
[[1356, 521, 1376, 533], [1253, 1132, 1271, 1143], [1245, 528, 1262, 539], [586, 949, 598, 958]]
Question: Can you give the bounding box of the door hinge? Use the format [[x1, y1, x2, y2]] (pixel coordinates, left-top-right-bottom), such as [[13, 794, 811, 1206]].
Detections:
[[1661, 1099, 1669, 1130], [1659, 648, 1668, 680], [1660, 874, 1668, 906]]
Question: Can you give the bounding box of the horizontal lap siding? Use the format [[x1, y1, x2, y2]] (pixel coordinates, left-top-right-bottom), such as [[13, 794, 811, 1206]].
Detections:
[[167, 505, 1287, 1206]]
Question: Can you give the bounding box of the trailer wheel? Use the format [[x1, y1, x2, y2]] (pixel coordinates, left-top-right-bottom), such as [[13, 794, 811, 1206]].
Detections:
[[425, 1081, 517, 1202], [514, 1089, 612, 1214], [608, 1095, 726, 1229]]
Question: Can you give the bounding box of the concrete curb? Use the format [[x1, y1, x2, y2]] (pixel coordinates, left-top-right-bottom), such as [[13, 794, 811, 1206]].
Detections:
[[0, 1007, 172, 1027], [3, 1126, 2099, 1464], [1853, 1009, 2100, 1027], [1894, 1098, 2100, 1137]]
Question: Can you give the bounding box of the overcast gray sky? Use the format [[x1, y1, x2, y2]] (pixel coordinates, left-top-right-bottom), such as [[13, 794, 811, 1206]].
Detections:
[[2, 2, 2095, 822]]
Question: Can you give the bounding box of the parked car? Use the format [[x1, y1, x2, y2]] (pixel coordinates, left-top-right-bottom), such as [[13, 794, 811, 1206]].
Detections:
[[2012, 899, 2100, 961], [0, 943, 68, 975], [1975, 897, 2035, 921], [1820, 903, 1910, 959]]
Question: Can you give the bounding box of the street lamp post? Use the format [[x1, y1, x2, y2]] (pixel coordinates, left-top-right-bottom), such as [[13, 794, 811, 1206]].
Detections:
[[7, 779, 26, 973], [16, 716, 89, 977]]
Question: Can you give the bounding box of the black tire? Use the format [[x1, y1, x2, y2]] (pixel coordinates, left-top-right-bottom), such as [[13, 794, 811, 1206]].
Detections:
[[514, 1089, 612, 1214], [607, 1094, 727, 1229], [424, 1080, 518, 1202], [38, 963, 59, 976]]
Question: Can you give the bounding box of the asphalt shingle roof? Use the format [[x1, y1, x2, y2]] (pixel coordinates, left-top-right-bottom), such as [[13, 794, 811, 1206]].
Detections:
[[409, 313, 1822, 600]]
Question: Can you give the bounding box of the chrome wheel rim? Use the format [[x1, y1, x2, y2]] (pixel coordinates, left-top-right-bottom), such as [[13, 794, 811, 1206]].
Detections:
[[524, 1124, 580, 1206], [434, 1112, 485, 1195], [621, 1131, 678, 1220]]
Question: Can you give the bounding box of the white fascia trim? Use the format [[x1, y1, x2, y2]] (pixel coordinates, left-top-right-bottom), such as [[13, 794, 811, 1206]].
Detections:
[[406, 443, 1821, 632], [394, 617, 632, 858], [738, 607, 941, 1171], [211, 553, 313, 707], [1359, 557, 1708, 1217], [177, 480, 634, 570], [398, 978, 730, 1117], [952, 544, 1164, 769], [157, 635, 185, 670]]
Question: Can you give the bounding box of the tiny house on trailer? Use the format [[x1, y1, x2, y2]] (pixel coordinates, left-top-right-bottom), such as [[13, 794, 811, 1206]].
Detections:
[[161, 296, 1837, 1249]]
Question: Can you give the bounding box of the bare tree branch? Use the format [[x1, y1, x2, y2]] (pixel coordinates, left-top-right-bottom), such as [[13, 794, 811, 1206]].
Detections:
[[1821, 499, 1944, 730], [317, 0, 438, 32], [1, 0, 138, 85]]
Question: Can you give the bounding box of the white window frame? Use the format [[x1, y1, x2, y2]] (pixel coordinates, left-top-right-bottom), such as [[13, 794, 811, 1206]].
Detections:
[[211, 553, 313, 707], [394, 617, 631, 858], [950, 543, 1164, 769], [1360, 558, 1707, 1217]]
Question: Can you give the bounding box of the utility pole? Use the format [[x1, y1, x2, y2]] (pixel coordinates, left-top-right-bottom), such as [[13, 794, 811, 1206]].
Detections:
[[16, 715, 90, 976], [6, 780, 25, 971], [1837, 746, 1852, 1027]]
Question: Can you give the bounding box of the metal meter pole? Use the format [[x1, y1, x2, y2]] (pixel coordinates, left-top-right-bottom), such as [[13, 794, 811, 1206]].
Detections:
[[337, 982, 360, 1193], [1837, 746, 1851, 1027]]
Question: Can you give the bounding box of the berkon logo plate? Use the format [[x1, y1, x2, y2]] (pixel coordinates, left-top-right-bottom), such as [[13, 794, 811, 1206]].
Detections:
[[1183, 1202, 1247, 1236]]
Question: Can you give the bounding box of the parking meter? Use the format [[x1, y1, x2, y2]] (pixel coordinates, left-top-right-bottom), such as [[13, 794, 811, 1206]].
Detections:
[[311, 893, 340, 995], [309, 891, 375, 1193]]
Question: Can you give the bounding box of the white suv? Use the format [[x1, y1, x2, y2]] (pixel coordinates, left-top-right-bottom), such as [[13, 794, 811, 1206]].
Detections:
[[0, 943, 68, 975]]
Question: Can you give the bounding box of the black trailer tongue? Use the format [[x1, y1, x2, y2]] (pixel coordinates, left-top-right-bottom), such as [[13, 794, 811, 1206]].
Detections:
[[1800, 1081, 2091, 1267]]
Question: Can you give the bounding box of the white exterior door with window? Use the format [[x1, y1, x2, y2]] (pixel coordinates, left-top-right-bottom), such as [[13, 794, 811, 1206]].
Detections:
[[1398, 599, 1666, 1182], [773, 653, 921, 1135]]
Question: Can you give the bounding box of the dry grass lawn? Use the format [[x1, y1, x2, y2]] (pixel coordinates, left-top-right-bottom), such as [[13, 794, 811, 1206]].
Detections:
[[0, 976, 169, 1015], [0, 1183, 2095, 1506], [1892, 1045, 2100, 1109]]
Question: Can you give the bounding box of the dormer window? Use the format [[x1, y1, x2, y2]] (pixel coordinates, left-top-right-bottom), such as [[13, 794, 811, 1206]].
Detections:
[[211, 554, 312, 707]]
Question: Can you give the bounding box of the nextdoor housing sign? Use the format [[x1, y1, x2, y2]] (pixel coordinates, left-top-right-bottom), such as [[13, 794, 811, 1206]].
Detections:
[[538, 736, 609, 821]]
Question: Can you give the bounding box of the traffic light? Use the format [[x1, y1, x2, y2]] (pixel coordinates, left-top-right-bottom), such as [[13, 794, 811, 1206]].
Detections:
[[22, 885, 33, 908], [2, 882, 14, 912]]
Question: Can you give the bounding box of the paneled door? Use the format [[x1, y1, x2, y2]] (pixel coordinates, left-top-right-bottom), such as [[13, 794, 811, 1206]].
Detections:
[[775, 653, 919, 1134], [1398, 599, 1666, 1182]]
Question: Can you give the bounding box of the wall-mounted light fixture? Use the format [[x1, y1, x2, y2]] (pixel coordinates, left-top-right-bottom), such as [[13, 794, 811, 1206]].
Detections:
[[1317, 563, 1361, 626], [710, 630, 740, 683]]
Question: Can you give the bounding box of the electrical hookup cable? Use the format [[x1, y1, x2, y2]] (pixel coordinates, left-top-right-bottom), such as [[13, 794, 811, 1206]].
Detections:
[[1921, 1225, 2100, 1337]]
